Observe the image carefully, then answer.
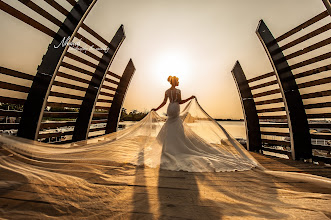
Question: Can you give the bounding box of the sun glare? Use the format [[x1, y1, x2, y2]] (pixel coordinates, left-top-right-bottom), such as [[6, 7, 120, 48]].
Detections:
[[154, 52, 191, 87]]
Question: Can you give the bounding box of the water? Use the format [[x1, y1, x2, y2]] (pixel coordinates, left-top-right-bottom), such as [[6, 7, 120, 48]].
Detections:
[[217, 120, 246, 139]]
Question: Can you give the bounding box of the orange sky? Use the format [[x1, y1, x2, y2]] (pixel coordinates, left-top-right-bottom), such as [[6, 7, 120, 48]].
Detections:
[[0, 0, 328, 119]]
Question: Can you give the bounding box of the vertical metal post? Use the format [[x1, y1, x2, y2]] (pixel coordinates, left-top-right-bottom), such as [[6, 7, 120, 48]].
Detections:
[[231, 61, 262, 152], [72, 25, 125, 141], [256, 20, 312, 160], [105, 59, 135, 134], [322, 0, 331, 15], [17, 0, 96, 140]]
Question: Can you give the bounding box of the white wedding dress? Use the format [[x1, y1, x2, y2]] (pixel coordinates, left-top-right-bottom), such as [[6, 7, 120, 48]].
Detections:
[[1, 91, 331, 219], [143, 88, 259, 172]]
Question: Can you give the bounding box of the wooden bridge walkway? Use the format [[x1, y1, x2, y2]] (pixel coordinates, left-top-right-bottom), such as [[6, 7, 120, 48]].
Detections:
[[0, 147, 330, 219]]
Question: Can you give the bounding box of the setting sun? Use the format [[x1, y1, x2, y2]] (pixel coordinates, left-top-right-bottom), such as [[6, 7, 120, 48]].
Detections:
[[153, 51, 191, 87]]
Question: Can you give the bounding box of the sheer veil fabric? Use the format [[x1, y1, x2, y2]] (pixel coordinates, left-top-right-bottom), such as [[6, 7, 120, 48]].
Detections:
[[0, 97, 259, 173], [1, 97, 331, 219]]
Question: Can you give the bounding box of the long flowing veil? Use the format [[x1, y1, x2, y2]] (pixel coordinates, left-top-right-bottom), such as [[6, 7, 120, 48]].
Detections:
[[1, 99, 331, 219], [0, 99, 259, 171]]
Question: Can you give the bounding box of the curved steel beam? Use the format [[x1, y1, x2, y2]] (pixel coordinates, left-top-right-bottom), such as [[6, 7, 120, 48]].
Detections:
[[256, 20, 312, 160], [72, 25, 126, 141], [231, 61, 262, 152], [17, 0, 96, 140], [105, 59, 135, 134]]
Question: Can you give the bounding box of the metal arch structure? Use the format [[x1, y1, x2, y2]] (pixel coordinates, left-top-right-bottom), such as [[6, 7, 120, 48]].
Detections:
[[256, 20, 312, 160], [17, 0, 97, 140], [105, 59, 136, 134], [231, 61, 262, 152], [72, 25, 125, 141]]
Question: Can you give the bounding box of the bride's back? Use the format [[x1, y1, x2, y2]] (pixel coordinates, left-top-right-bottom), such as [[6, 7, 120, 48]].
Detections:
[[166, 88, 181, 103]]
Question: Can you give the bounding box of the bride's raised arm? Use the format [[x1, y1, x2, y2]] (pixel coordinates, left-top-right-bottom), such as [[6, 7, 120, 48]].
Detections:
[[151, 92, 168, 111], [179, 94, 195, 104]]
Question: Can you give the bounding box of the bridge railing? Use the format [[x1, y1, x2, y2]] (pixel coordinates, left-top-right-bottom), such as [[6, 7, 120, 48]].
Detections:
[[0, 0, 135, 144], [233, 3, 330, 164]]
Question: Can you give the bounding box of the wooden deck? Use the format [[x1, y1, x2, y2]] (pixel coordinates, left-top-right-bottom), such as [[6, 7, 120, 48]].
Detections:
[[250, 152, 331, 179], [0, 148, 331, 219]]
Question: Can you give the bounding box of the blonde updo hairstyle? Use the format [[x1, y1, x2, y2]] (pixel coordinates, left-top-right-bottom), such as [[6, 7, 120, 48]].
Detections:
[[167, 76, 179, 86]]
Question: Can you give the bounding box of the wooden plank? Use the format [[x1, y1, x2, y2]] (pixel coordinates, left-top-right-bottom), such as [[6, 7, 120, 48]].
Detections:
[[75, 33, 103, 54], [65, 52, 98, 69], [40, 121, 76, 129], [47, 102, 81, 109], [312, 144, 331, 151], [52, 81, 87, 92], [56, 71, 90, 84], [262, 139, 291, 146], [280, 23, 331, 51], [301, 89, 331, 99], [276, 11, 329, 42], [104, 77, 120, 85], [107, 71, 122, 80], [95, 106, 110, 111], [0, 66, 34, 80], [49, 91, 84, 100], [61, 62, 94, 76], [0, 0, 56, 38], [97, 99, 113, 103], [305, 102, 331, 109], [81, 23, 109, 46], [247, 71, 274, 83], [65, 0, 76, 6], [298, 76, 331, 89], [258, 115, 287, 120], [255, 98, 283, 105], [0, 81, 30, 93], [262, 146, 292, 157], [69, 45, 101, 61], [0, 109, 22, 117], [43, 112, 78, 118], [294, 64, 331, 79], [260, 123, 288, 128], [284, 37, 331, 61], [250, 80, 277, 90], [99, 91, 115, 97], [0, 123, 19, 130], [307, 113, 331, 118], [18, 0, 62, 26], [257, 107, 285, 113], [289, 51, 331, 71], [44, 0, 69, 16], [309, 123, 331, 129], [38, 130, 73, 139], [102, 84, 117, 92], [311, 133, 331, 140], [91, 119, 107, 124], [0, 96, 26, 105], [252, 88, 280, 98], [261, 131, 290, 137]]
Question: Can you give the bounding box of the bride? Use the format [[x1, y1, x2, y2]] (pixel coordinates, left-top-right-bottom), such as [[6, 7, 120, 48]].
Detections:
[[150, 76, 258, 172]]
